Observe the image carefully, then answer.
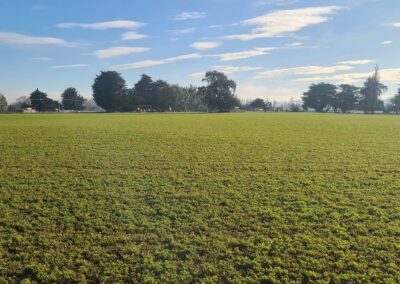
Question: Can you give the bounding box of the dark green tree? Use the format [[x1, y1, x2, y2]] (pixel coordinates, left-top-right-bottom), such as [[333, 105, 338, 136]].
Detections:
[[30, 89, 59, 112], [61, 88, 85, 111], [134, 74, 154, 107], [198, 71, 240, 112], [331, 84, 359, 113], [250, 98, 267, 110], [302, 83, 337, 112], [389, 88, 400, 114], [0, 93, 7, 112], [92, 71, 127, 112], [359, 67, 387, 114]]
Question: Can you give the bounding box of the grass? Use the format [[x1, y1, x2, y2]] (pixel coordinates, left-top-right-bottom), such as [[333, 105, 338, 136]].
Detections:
[[0, 113, 399, 283]]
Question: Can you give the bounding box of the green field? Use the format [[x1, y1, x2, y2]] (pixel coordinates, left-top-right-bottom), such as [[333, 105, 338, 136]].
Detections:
[[0, 113, 399, 283]]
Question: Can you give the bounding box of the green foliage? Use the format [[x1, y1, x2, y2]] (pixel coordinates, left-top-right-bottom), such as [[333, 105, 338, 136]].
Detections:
[[61, 88, 85, 111], [388, 89, 400, 114], [250, 98, 271, 111], [302, 83, 337, 112], [0, 93, 7, 112], [359, 73, 387, 114], [92, 71, 127, 112], [30, 89, 59, 112], [0, 113, 400, 283], [199, 71, 240, 112], [331, 84, 359, 113]]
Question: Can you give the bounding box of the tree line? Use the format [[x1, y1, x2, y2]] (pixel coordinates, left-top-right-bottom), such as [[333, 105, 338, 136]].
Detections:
[[302, 67, 400, 114], [1, 67, 400, 114], [0, 71, 241, 113]]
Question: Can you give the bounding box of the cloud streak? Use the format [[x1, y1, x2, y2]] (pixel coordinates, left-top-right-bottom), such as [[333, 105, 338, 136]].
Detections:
[[190, 41, 221, 50], [256, 65, 353, 78], [121, 32, 148, 41], [214, 47, 275, 61], [51, 64, 89, 69], [175, 12, 206, 21], [57, 20, 144, 30], [338, 59, 374, 65], [295, 68, 400, 84], [224, 6, 342, 41], [112, 53, 203, 69], [0, 32, 68, 46], [94, 46, 150, 58]]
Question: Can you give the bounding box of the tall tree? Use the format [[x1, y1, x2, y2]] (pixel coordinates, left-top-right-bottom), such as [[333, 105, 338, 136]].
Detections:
[[0, 93, 7, 112], [92, 71, 127, 112], [250, 98, 267, 110], [359, 66, 387, 114], [134, 74, 154, 107], [30, 89, 58, 112], [61, 88, 85, 111], [302, 83, 337, 112], [331, 84, 359, 113], [198, 71, 240, 112]]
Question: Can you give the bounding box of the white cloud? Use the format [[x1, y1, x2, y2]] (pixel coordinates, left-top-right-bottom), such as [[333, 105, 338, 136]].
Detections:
[[190, 72, 205, 79], [214, 47, 274, 61], [285, 42, 303, 47], [121, 32, 148, 41], [94, 46, 150, 58], [224, 6, 342, 41], [391, 22, 400, 28], [213, 65, 264, 74], [0, 32, 68, 46], [175, 12, 206, 21], [51, 64, 89, 69], [256, 65, 353, 78], [168, 27, 196, 35], [380, 40, 393, 45], [112, 53, 202, 69], [190, 41, 221, 50], [31, 57, 53, 61], [57, 20, 144, 30], [295, 68, 400, 84], [338, 59, 374, 65]]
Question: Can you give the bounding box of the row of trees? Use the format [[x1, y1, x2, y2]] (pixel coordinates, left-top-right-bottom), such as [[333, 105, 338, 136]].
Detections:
[[0, 70, 241, 113], [1, 67, 399, 114], [92, 71, 240, 112], [301, 67, 399, 114]]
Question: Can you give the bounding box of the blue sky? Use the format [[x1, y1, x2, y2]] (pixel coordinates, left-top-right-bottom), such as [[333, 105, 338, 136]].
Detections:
[[0, 0, 399, 102]]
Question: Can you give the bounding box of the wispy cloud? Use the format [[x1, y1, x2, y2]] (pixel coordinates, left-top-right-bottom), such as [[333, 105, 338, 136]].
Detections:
[[57, 20, 144, 30], [213, 65, 264, 74], [175, 12, 206, 21], [121, 32, 148, 41], [112, 53, 203, 69], [214, 47, 274, 61], [94, 46, 150, 58], [391, 22, 400, 28], [380, 40, 393, 45], [51, 64, 89, 69], [0, 31, 68, 46], [338, 59, 374, 65], [256, 65, 352, 78], [224, 6, 342, 41], [167, 27, 196, 35], [191, 66, 263, 78], [31, 57, 53, 61], [295, 68, 400, 84], [190, 41, 221, 50]]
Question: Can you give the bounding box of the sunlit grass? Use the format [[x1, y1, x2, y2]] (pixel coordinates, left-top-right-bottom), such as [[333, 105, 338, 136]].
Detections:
[[0, 113, 399, 283]]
